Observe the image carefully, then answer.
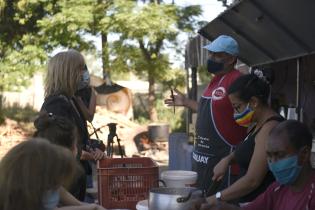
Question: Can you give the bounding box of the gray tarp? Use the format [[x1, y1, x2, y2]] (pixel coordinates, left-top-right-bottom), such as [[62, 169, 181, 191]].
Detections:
[[198, 0, 315, 66]]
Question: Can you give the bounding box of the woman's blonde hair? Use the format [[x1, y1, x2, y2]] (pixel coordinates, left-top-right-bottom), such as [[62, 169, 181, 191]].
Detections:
[[0, 138, 77, 210], [45, 49, 85, 97]]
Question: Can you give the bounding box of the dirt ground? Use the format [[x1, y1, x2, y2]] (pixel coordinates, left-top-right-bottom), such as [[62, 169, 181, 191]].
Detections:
[[0, 118, 34, 159], [0, 107, 169, 167]]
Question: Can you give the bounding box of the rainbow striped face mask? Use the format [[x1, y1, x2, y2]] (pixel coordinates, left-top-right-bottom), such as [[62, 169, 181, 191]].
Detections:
[[233, 103, 254, 127]]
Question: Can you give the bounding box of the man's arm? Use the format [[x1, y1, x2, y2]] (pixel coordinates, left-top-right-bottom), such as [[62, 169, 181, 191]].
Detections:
[[164, 89, 198, 112], [184, 97, 198, 112]]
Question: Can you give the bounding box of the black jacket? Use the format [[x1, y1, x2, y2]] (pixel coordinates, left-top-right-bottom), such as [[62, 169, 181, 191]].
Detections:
[[41, 94, 89, 150]]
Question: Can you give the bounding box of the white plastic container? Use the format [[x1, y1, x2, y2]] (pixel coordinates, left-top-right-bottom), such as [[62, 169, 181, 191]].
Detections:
[[136, 200, 149, 210], [160, 170, 197, 187]]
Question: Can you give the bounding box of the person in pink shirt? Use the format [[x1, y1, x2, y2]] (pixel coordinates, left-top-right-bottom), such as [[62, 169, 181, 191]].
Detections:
[[191, 120, 315, 210]]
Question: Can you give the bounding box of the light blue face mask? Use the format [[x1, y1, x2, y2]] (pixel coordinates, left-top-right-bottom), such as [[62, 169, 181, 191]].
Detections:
[[77, 69, 90, 90], [268, 155, 302, 185], [42, 189, 60, 210]]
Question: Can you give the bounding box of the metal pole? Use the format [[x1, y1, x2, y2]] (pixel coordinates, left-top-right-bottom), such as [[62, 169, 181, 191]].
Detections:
[[186, 67, 191, 137], [296, 58, 301, 121], [191, 67, 198, 101]]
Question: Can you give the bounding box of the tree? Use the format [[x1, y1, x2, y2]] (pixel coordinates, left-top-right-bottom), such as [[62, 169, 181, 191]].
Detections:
[[0, 0, 52, 122], [0, 0, 202, 122], [37, 0, 202, 121], [0, 0, 50, 91], [106, 0, 202, 121]]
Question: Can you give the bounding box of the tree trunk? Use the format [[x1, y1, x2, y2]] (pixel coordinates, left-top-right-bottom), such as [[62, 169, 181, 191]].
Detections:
[[101, 32, 111, 85], [0, 86, 4, 124], [148, 73, 158, 122], [138, 39, 158, 121]]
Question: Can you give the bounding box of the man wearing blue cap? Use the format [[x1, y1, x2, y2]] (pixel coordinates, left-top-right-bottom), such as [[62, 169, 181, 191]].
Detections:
[[165, 35, 247, 193]]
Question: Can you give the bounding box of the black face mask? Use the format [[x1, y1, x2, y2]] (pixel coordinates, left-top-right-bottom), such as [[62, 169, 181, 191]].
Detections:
[[207, 59, 224, 73]]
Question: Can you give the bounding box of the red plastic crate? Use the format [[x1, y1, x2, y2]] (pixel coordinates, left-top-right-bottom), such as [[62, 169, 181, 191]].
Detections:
[[97, 157, 159, 210]]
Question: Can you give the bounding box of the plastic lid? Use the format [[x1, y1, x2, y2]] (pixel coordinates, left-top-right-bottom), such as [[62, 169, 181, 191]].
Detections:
[[161, 170, 197, 180], [136, 200, 149, 210]]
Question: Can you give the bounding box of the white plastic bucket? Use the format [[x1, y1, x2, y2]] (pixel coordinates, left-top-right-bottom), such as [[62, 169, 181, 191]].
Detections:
[[136, 200, 149, 210], [160, 170, 197, 187]]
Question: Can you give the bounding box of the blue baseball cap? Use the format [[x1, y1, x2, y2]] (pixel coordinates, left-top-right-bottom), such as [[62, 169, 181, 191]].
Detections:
[[203, 35, 239, 56]]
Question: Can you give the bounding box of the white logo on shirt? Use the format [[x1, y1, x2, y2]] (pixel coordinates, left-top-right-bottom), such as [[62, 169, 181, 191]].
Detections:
[[211, 87, 226, 101], [193, 152, 209, 164]]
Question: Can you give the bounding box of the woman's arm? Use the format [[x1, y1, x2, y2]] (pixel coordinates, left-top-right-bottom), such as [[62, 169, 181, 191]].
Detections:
[[58, 187, 107, 209], [85, 87, 96, 122], [59, 187, 82, 206], [75, 88, 96, 122], [57, 203, 106, 210], [207, 121, 279, 203], [212, 152, 236, 181]]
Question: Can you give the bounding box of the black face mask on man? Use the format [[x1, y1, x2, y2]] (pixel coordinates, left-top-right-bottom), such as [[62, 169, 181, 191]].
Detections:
[[207, 59, 225, 73]]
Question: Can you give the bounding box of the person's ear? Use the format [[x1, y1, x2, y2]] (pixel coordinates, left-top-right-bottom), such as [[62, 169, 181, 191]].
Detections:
[[226, 56, 236, 66], [249, 97, 259, 110], [298, 146, 311, 165]]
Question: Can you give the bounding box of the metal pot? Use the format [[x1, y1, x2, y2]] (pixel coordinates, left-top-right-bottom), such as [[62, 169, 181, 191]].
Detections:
[[149, 187, 204, 210]]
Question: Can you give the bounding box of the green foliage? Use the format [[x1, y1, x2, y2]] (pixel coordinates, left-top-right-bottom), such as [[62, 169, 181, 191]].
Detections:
[[160, 68, 186, 91], [106, 1, 201, 120], [0, 41, 47, 91], [108, 1, 179, 78], [0, 0, 50, 91], [1, 0, 202, 122], [177, 5, 203, 34], [155, 94, 186, 132], [0, 95, 4, 124], [37, 0, 95, 51], [2, 104, 38, 123], [198, 65, 213, 85], [133, 93, 186, 132]]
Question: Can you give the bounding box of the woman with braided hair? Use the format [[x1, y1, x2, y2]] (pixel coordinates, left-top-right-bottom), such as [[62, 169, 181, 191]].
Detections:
[[33, 113, 107, 210], [205, 71, 285, 205]]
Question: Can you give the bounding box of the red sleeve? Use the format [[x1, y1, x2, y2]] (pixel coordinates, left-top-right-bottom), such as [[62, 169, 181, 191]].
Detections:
[[242, 183, 277, 210], [310, 196, 315, 210]]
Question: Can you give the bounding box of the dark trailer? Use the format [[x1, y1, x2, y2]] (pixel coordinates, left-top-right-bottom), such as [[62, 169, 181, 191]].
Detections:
[[186, 0, 315, 132]]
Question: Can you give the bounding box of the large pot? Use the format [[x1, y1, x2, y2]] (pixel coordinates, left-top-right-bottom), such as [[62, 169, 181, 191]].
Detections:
[[149, 187, 203, 210], [148, 123, 169, 142]]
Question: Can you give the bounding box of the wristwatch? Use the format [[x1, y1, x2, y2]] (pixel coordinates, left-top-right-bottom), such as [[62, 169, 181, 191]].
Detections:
[[215, 191, 222, 200]]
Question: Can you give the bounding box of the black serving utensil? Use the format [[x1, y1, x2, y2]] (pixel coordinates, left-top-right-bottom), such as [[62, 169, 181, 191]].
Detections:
[[206, 180, 222, 196], [171, 88, 175, 114]]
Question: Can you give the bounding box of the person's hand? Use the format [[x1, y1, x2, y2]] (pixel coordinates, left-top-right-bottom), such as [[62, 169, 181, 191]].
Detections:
[[164, 89, 187, 107], [205, 195, 217, 207], [81, 203, 108, 210], [212, 157, 230, 181], [92, 204, 107, 210], [188, 197, 207, 210], [81, 150, 95, 160], [91, 148, 106, 160]]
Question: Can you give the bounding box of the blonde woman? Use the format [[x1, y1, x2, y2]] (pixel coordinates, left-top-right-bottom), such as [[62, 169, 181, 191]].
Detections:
[[41, 50, 105, 201]]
